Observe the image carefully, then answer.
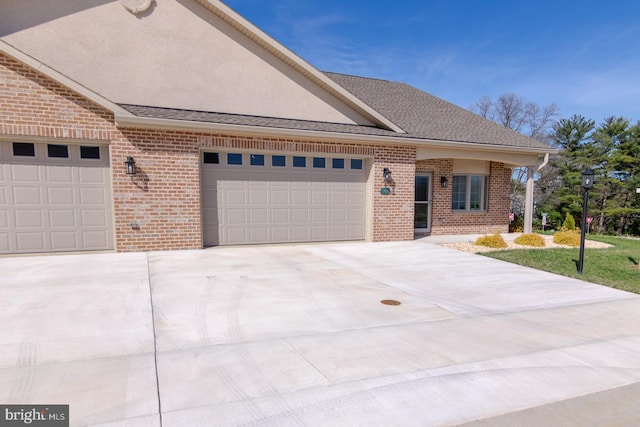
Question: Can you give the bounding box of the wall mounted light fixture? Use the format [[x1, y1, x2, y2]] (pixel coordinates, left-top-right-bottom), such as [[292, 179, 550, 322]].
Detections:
[[440, 176, 448, 188], [383, 168, 392, 183], [125, 156, 137, 175]]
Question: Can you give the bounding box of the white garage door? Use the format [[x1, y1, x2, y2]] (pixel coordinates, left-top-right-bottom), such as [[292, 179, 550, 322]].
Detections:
[[0, 141, 113, 254], [202, 151, 367, 245]]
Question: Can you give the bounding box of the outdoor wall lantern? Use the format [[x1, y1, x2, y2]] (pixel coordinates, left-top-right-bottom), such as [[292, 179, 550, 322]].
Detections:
[[578, 168, 594, 274], [440, 176, 448, 188], [383, 168, 392, 184], [125, 156, 137, 175]]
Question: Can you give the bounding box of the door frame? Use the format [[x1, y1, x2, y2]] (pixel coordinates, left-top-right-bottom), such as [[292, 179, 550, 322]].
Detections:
[[414, 172, 433, 233]]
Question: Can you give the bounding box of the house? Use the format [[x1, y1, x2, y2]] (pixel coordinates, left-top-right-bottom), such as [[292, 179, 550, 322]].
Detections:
[[0, 0, 553, 254]]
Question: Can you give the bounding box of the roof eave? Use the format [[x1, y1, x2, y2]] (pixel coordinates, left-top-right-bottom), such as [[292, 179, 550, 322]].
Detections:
[[114, 114, 557, 155]]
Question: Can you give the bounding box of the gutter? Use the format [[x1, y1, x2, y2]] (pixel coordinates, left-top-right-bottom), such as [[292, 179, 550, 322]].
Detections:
[[114, 114, 557, 156], [536, 152, 551, 171]]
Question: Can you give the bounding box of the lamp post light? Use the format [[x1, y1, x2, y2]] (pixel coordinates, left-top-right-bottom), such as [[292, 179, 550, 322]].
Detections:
[[578, 168, 594, 274]]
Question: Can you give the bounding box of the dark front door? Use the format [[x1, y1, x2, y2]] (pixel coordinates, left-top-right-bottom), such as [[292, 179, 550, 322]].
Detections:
[[415, 174, 432, 231]]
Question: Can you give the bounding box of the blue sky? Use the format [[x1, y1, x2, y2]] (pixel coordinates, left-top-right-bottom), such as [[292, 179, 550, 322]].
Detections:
[[225, 0, 640, 127]]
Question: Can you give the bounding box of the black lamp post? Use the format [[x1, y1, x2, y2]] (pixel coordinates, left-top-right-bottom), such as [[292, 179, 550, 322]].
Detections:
[[578, 168, 594, 274]]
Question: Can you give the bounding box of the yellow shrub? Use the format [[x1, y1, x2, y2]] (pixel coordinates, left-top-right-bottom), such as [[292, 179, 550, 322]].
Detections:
[[553, 230, 581, 246], [514, 233, 545, 247], [474, 233, 508, 249]]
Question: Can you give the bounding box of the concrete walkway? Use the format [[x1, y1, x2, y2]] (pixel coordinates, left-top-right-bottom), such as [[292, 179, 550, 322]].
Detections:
[[1, 239, 640, 426]]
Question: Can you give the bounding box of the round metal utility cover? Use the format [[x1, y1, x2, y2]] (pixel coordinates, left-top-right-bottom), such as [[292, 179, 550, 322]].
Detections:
[[121, 0, 154, 14]]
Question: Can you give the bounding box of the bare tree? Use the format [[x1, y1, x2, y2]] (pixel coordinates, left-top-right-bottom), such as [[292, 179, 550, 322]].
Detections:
[[525, 102, 560, 141], [471, 94, 560, 225], [471, 93, 559, 142], [474, 95, 494, 120]]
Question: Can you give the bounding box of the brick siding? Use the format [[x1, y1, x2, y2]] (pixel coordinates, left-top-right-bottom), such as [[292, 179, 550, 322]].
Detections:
[[2, 52, 510, 252], [416, 159, 511, 235], [373, 145, 416, 241]]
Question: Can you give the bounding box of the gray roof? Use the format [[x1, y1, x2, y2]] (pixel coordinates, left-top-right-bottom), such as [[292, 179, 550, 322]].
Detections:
[[119, 73, 551, 151], [119, 104, 399, 137], [324, 72, 550, 149]]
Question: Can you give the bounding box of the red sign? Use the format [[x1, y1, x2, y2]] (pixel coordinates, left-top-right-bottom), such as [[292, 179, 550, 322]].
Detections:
[[587, 217, 593, 224], [509, 213, 515, 221]]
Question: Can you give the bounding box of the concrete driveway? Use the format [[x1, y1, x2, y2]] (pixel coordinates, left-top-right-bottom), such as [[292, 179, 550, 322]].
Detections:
[[2, 239, 640, 426]]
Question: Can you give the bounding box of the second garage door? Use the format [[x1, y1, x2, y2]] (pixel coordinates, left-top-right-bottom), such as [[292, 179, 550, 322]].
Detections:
[[202, 151, 368, 246], [0, 141, 113, 254]]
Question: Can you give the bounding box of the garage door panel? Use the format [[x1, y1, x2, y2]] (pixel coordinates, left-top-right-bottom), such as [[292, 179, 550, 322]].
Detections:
[[271, 190, 289, 205], [49, 209, 76, 227], [16, 232, 45, 252], [15, 209, 44, 228], [311, 192, 328, 205], [78, 167, 107, 184], [50, 231, 78, 251], [271, 209, 289, 224], [225, 188, 246, 206], [82, 231, 109, 249], [271, 227, 290, 242], [292, 208, 309, 222], [11, 164, 40, 182], [291, 191, 309, 205], [46, 166, 73, 182], [248, 227, 268, 242], [349, 191, 366, 204], [330, 226, 346, 240], [1, 142, 113, 254], [226, 227, 248, 245], [349, 208, 365, 221], [311, 209, 328, 223], [48, 187, 75, 205], [225, 208, 247, 225], [0, 233, 9, 251], [330, 192, 348, 205], [202, 152, 367, 246], [81, 210, 108, 227], [311, 226, 329, 240], [249, 209, 268, 224], [248, 190, 268, 205], [348, 224, 364, 239], [331, 209, 347, 222], [290, 227, 308, 241], [13, 186, 42, 205], [79, 187, 107, 205]]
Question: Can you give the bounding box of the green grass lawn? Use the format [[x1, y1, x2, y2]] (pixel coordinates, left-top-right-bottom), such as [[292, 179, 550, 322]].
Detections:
[[482, 234, 640, 294]]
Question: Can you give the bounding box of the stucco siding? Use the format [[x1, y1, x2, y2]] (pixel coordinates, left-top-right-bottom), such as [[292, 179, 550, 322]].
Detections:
[[1, 0, 374, 126]]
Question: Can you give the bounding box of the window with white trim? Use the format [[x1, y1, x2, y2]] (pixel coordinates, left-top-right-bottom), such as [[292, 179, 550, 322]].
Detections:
[[452, 175, 488, 211]]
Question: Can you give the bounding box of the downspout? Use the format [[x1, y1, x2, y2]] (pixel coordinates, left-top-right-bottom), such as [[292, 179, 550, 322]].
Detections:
[[523, 153, 550, 233]]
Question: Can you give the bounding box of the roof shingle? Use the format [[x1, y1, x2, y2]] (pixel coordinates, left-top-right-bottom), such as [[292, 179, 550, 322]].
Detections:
[[323, 72, 551, 149], [119, 72, 552, 151]]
